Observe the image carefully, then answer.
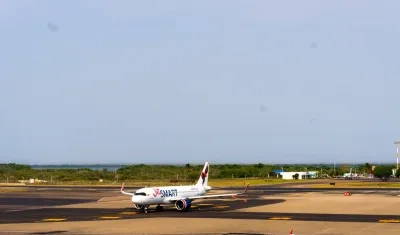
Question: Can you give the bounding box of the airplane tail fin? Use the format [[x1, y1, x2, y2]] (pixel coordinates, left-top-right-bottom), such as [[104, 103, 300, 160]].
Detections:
[[196, 162, 210, 187]]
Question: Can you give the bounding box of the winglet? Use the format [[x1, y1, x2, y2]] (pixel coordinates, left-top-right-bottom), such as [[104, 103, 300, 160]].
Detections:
[[120, 182, 134, 196]]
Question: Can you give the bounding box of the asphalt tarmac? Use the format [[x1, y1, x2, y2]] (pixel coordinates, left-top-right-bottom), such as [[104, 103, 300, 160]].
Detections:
[[1, 184, 400, 225], [0, 197, 94, 213], [1, 193, 400, 224]]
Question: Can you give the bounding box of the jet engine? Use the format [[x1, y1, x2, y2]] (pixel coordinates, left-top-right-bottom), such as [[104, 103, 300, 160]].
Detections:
[[134, 204, 145, 210], [175, 199, 192, 211]]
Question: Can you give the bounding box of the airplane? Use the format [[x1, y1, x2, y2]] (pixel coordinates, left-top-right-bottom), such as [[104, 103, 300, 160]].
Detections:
[[120, 162, 249, 213]]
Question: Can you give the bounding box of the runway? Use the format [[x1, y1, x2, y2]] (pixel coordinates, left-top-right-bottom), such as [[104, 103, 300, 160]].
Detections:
[[1, 184, 400, 224], [1, 195, 400, 224]]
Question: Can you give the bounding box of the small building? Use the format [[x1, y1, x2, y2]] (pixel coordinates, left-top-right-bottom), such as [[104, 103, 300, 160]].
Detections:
[[279, 171, 319, 180], [272, 169, 284, 174], [271, 169, 284, 178]]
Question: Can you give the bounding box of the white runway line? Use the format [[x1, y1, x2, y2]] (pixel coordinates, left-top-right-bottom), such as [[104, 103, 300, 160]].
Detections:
[[311, 228, 332, 234], [5, 209, 22, 212], [350, 224, 378, 234]]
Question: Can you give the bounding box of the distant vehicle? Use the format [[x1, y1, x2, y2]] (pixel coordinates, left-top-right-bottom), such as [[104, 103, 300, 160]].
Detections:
[[120, 162, 249, 213]]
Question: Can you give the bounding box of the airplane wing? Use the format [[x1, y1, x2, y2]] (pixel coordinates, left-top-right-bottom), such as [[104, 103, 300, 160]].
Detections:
[[169, 184, 249, 202], [120, 183, 135, 196]]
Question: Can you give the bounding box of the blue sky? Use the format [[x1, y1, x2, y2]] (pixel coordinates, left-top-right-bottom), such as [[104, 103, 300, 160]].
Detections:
[[1, 0, 400, 164]]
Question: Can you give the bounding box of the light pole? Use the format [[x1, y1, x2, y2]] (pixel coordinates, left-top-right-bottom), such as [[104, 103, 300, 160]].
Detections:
[[395, 141, 399, 170]]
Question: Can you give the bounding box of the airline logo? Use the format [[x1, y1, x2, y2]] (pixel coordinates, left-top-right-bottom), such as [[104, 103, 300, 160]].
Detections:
[[153, 188, 178, 197], [153, 188, 160, 197], [201, 164, 209, 185]]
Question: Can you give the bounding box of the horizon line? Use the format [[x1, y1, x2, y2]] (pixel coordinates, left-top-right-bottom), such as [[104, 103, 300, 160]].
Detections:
[[5, 162, 396, 166]]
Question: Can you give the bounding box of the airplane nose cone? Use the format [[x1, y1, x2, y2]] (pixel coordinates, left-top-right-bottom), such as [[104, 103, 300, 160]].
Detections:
[[131, 196, 142, 204]]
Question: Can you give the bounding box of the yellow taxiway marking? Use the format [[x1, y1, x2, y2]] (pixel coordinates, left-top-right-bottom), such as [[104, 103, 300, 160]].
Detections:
[[98, 216, 121, 219], [119, 211, 137, 215], [379, 219, 400, 223], [231, 196, 247, 202], [269, 217, 292, 220], [42, 218, 67, 222], [213, 205, 229, 209]]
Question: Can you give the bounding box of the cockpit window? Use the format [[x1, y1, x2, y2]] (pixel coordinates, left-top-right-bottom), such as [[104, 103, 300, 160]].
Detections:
[[134, 192, 146, 196]]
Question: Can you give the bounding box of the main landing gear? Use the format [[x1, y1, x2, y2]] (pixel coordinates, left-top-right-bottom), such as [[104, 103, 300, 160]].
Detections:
[[155, 204, 164, 212]]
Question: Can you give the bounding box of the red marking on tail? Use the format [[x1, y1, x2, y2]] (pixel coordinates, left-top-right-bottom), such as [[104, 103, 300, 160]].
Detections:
[[201, 165, 209, 184]]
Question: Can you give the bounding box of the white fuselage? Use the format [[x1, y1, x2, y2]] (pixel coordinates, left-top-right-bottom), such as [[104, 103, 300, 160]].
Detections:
[[131, 185, 209, 205]]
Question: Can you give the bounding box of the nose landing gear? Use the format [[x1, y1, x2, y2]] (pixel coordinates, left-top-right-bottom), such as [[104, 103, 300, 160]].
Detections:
[[136, 204, 150, 213], [136, 204, 164, 213], [144, 205, 150, 213]]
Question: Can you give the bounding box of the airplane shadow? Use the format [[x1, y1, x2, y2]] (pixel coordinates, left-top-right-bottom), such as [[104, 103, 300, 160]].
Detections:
[[129, 199, 286, 213], [0, 199, 286, 223]]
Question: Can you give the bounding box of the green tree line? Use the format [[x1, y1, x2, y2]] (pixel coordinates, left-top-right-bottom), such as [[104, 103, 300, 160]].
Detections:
[[0, 162, 398, 183]]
